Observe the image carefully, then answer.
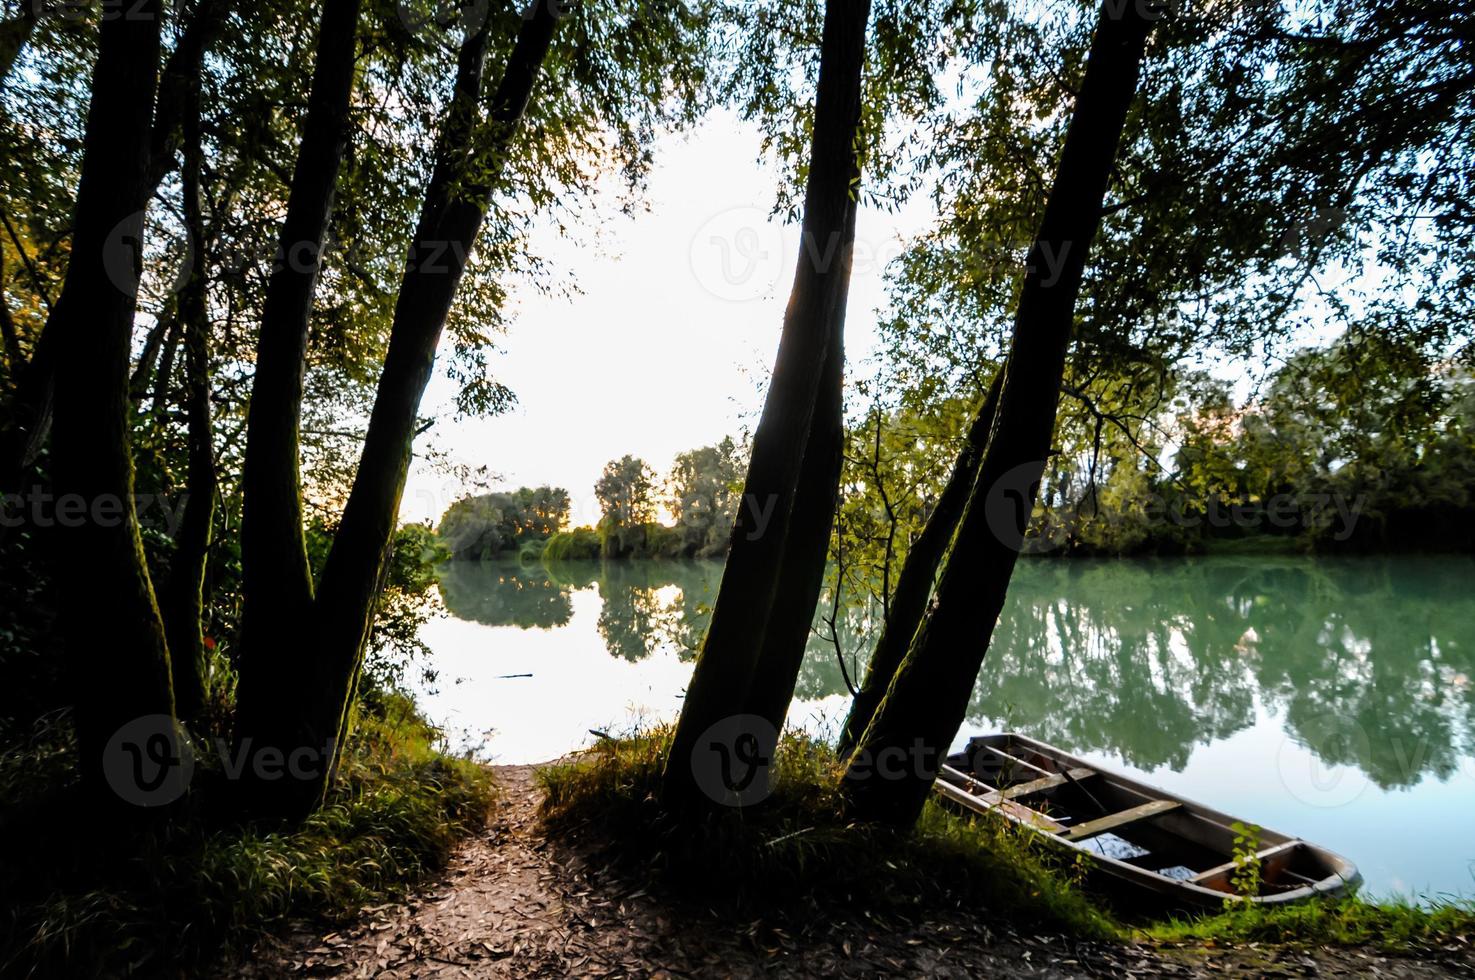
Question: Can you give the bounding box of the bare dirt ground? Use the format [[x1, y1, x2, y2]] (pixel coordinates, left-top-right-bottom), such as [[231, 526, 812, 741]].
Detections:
[[238, 765, 1473, 979]]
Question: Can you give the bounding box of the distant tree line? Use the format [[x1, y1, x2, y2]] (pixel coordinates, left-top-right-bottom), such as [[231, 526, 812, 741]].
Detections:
[[831, 329, 1475, 587], [436, 437, 745, 563], [437, 486, 572, 561]]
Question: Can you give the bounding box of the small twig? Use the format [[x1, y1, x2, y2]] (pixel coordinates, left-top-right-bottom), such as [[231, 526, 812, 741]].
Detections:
[[0, 209, 54, 312]]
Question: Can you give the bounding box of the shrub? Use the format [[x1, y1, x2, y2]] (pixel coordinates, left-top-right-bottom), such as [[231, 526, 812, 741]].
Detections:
[[543, 526, 602, 561]]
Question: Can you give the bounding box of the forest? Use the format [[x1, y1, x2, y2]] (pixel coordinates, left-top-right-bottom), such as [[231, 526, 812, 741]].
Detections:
[[1, 0, 1473, 975]]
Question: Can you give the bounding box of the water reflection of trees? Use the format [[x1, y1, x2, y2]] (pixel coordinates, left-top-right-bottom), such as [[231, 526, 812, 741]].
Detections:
[[437, 560, 722, 662], [966, 557, 1475, 789], [436, 562, 574, 630], [439, 556, 1475, 788]]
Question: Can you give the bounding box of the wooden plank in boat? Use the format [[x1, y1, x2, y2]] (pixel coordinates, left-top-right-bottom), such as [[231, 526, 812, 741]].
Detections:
[[941, 763, 1096, 804], [934, 776, 1066, 833], [989, 768, 1096, 803], [979, 744, 1053, 778], [1061, 799, 1181, 841], [939, 764, 996, 795]]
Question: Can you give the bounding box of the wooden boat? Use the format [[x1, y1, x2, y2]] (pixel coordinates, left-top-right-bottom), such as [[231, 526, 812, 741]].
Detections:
[[934, 733, 1361, 911]]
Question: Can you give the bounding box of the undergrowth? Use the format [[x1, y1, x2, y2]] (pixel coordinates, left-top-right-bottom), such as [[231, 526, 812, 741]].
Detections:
[[0, 690, 494, 977], [537, 726, 1118, 939]]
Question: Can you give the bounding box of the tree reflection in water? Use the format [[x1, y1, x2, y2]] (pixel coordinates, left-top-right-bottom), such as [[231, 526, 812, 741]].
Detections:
[[438, 556, 1475, 788]]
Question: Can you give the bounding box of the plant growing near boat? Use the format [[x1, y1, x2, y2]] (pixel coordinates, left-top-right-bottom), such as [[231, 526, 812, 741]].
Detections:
[[1228, 821, 1263, 903]]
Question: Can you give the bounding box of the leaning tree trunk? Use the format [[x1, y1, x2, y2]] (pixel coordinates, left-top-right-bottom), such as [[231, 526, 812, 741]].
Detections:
[[741, 292, 849, 738], [159, 61, 217, 726], [843, 0, 1157, 826], [233, 0, 361, 753], [1, 0, 228, 487], [661, 0, 870, 810], [238, 6, 562, 820], [835, 367, 1003, 760], [48, 0, 177, 801]]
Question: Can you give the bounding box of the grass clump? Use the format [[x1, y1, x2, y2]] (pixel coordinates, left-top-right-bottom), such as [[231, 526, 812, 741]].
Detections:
[[538, 726, 1117, 938], [0, 690, 494, 977], [1148, 896, 1475, 953]]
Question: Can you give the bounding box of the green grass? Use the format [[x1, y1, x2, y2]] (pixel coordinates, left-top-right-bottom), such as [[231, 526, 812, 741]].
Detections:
[[537, 726, 1117, 938], [1147, 895, 1475, 953], [0, 691, 494, 976]]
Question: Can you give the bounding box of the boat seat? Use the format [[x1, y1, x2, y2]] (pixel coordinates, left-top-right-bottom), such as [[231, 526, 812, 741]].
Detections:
[[933, 771, 1067, 833], [1059, 799, 1181, 842], [940, 763, 1096, 804]]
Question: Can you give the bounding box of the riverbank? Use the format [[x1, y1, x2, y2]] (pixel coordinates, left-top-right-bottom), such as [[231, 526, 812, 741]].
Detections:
[[240, 760, 1474, 978]]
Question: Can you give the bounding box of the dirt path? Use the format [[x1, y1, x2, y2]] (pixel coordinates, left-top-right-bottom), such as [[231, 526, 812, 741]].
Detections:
[[239, 766, 1470, 978]]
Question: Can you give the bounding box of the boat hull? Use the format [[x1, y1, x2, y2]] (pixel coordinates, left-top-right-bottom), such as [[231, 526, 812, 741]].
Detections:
[[935, 733, 1361, 913]]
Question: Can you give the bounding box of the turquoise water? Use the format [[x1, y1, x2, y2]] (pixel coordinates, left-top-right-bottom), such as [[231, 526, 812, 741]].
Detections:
[[414, 555, 1475, 901]]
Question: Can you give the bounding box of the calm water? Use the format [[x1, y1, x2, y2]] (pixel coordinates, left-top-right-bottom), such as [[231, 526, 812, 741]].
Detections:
[[413, 555, 1475, 901]]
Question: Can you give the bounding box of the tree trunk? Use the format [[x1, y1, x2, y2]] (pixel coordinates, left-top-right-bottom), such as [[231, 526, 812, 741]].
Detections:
[[159, 59, 216, 726], [147, 0, 230, 193], [741, 282, 848, 739], [1, 0, 229, 480], [238, 6, 562, 819], [661, 0, 870, 810], [128, 311, 173, 402], [48, 0, 176, 802], [149, 314, 182, 425], [233, 0, 361, 749], [842, 1, 1156, 826], [0, 253, 23, 377], [835, 367, 1003, 760]]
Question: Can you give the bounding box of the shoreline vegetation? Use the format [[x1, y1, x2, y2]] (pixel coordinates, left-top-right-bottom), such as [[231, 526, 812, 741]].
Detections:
[[538, 731, 1475, 962], [0, 692, 494, 976], [10, 720, 1469, 975]]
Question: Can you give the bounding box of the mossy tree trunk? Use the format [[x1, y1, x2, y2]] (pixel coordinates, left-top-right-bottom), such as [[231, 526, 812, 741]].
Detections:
[[160, 57, 217, 726], [842, 0, 1157, 826], [232, 0, 361, 766], [239, 6, 564, 820], [2, 0, 228, 488], [48, 0, 176, 800], [742, 320, 848, 738], [662, 0, 870, 809], [835, 367, 1003, 760]]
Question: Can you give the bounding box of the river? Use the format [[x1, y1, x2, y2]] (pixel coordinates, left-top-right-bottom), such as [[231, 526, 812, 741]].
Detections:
[[412, 554, 1475, 902]]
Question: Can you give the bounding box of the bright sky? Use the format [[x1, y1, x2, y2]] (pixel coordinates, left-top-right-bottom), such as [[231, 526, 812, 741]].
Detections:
[[402, 110, 936, 528]]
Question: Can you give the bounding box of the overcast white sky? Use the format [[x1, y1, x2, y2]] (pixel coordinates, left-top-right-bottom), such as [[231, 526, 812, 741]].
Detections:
[[402, 110, 936, 527]]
